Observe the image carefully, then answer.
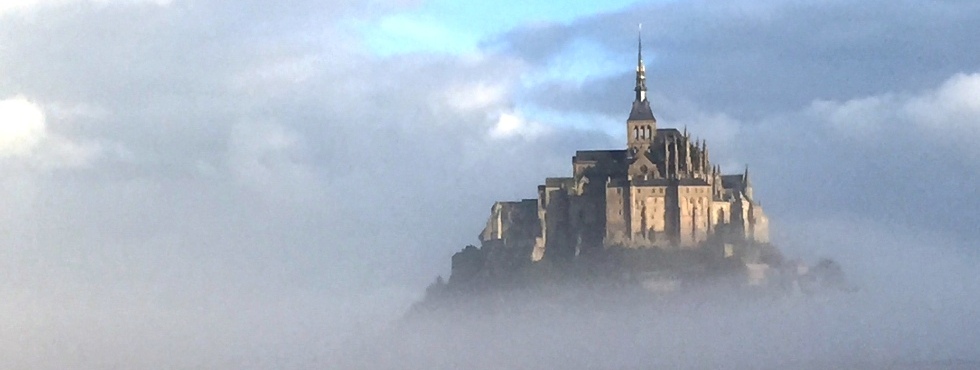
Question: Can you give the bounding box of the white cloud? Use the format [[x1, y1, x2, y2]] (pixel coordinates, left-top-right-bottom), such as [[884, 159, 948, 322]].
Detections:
[[445, 81, 509, 112], [0, 0, 170, 15], [809, 95, 895, 138], [0, 96, 46, 157], [905, 72, 980, 135], [1, 0, 980, 368], [804, 72, 980, 160], [489, 111, 548, 139], [0, 95, 102, 168]]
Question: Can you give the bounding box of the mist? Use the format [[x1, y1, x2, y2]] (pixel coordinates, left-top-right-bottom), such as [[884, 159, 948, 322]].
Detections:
[[1, 0, 979, 368], [330, 218, 980, 369]]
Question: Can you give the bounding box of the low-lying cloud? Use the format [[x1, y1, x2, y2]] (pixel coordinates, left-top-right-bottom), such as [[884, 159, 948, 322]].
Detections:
[[0, 0, 978, 368]]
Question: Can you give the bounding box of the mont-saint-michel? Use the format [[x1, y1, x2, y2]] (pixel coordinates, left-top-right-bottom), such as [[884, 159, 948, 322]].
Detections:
[[419, 37, 844, 305]]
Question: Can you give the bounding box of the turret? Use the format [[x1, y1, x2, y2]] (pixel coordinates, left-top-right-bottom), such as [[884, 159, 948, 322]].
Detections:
[[701, 140, 709, 177], [684, 133, 692, 178]]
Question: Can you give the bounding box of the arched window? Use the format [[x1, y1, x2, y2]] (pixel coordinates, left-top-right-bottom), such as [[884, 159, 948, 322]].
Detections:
[[717, 209, 726, 224], [633, 126, 639, 140]]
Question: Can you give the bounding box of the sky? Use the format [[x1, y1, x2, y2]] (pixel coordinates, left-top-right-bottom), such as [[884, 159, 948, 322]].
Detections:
[[1, 0, 979, 368]]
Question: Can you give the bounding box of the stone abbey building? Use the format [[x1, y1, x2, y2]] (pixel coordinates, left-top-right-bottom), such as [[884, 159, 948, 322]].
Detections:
[[472, 39, 769, 271]]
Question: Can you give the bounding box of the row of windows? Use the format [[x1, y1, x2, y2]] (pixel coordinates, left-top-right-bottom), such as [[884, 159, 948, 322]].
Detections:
[[615, 187, 710, 195], [632, 125, 654, 140], [615, 208, 728, 221], [686, 197, 708, 205], [616, 187, 666, 195]]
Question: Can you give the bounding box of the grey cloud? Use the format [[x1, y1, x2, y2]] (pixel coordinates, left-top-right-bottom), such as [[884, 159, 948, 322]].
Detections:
[[1, 0, 979, 368], [499, 0, 980, 119], [489, 0, 980, 241], [0, 3, 610, 367]]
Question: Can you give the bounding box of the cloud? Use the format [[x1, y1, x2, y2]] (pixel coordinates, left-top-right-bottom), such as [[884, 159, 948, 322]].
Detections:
[[0, 0, 171, 16], [489, 111, 549, 139], [0, 96, 45, 156], [905, 73, 980, 155], [495, 0, 980, 119], [733, 72, 980, 241], [807, 72, 980, 161], [1, 0, 979, 368], [0, 95, 102, 168]]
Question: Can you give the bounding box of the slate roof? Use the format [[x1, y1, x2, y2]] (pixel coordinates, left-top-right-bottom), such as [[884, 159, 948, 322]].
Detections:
[[628, 100, 656, 121], [721, 174, 745, 189], [677, 178, 710, 186], [574, 150, 627, 163]]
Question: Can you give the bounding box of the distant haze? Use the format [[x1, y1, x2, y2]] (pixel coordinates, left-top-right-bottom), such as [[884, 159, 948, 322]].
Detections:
[[0, 0, 978, 368]]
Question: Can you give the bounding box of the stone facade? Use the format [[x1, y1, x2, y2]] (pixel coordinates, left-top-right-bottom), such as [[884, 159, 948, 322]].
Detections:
[[473, 39, 770, 266]]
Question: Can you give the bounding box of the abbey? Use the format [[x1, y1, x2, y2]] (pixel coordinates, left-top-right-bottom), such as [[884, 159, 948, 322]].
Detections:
[[475, 38, 769, 266]]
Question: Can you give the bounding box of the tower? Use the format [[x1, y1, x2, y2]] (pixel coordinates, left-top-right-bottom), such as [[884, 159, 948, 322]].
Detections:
[[627, 27, 658, 180], [626, 27, 656, 155]]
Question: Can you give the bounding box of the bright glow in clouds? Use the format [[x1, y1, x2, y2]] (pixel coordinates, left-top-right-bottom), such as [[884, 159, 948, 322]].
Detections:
[[0, 96, 102, 168], [0, 96, 45, 157], [0, 0, 171, 15], [446, 81, 508, 112], [490, 111, 547, 139]]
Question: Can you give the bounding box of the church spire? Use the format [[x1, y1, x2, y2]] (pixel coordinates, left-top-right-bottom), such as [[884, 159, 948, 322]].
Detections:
[[626, 26, 655, 133], [634, 24, 647, 103]]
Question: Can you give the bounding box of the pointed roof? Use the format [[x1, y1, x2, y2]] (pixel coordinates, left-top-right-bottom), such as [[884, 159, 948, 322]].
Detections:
[[629, 100, 656, 121], [634, 25, 647, 101], [628, 26, 656, 121]]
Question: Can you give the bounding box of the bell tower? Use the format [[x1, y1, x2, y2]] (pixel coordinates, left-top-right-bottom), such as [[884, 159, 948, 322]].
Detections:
[[627, 26, 656, 154]]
